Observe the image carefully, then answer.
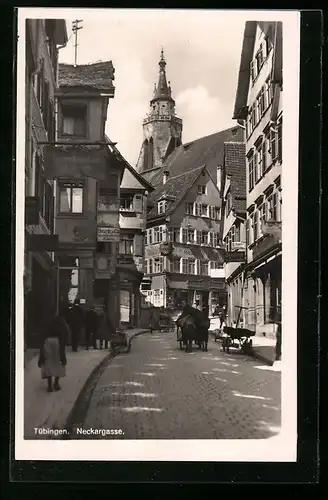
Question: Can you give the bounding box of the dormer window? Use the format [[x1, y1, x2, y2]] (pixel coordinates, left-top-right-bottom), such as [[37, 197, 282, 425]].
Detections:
[[158, 200, 167, 214], [61, 102, 87, 137], [120, 194, 134, 211], [197, 185, 206, 195]]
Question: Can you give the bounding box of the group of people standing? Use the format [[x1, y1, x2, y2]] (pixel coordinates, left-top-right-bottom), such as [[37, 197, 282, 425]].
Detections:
[[176, 302, 211, 353], [37, 300, 114, 393]]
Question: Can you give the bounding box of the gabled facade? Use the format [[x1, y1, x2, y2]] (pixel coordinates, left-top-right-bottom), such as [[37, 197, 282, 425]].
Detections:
[[116, 155, 154, 325], [24, 19, 68, 348], [143, 165, 225, 313], [233, 21, 282, 337], [221, 141, 247, 326]]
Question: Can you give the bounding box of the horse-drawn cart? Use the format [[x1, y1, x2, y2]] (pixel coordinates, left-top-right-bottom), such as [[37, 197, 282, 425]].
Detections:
[[221, 326, 255, 354]]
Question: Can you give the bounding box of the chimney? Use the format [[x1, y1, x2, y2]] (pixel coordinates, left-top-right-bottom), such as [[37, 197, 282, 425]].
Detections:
[[163, 170, 169, 185]]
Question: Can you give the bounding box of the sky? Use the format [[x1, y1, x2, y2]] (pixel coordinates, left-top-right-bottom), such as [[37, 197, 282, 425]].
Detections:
[[57, 10, 250, 167]]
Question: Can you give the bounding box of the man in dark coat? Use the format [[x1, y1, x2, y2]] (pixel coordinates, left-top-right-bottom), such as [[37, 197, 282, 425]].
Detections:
[[199, 305, 210, 351], [66, 299, 84, 352], [85, 307, 99, 350], [176, 302, 198, 353]]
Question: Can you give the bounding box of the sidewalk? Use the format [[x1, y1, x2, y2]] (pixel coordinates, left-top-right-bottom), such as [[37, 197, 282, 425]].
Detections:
[[24, 328, 148, 439]]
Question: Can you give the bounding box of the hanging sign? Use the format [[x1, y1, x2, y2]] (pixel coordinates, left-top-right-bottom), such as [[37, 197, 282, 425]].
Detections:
[[97, 226, 120, 242]]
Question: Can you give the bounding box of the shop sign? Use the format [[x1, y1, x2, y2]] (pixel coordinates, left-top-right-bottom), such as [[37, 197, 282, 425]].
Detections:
[[231, 241, 246, 251], [97, 226, 120, 242], [187, 280, 208, 290], [225, 251, 246, 263], [145, 244, 162, 259]]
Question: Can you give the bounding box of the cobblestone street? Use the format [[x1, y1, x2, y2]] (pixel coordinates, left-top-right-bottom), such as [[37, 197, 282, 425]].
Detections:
[[72, 332, 281, 440]]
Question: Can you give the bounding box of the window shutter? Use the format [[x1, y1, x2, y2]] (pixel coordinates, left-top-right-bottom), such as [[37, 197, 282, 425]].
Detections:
[[133, 194, 143, 213], [133, 233, 143, 256]]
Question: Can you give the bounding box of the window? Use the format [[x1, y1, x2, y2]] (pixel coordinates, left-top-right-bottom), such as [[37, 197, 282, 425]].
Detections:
[[266, 78, 273, 105], [168, 227, 180, 243], [255, 145, 263, 181], [201, 204, 208, 217], [258, 87, 266, 116], [259, 204, 266, 236], [181, 228, 188, 244], [181, 258, 188, 274], [187, 259, 195, 274], [187, 229, 195, 243], [196, 230, 202, 245], [148, 228, 153, 245], [226, 190, 233, 214], [59, 181, 84, 213], [235, 223, 241, 242], [120, 195, 134, 210], [158, 200, 167, 214], [185, 202, 194, 215], [253, 211, 259, 241], [201, 231, 208, 245], [195, 260, 200, 275], [265, 31, 273, 56], [250, 60, 257, 83], [255, 44, 264, 72], [119, 234, 134, 255], [208, 232, 214, 246], [148, 259, 153, 275], [210, 261, 220, 270], [153, 226, 163, 244], [210, 206, 215, 219], [200, 261, 208, 276], [169, 257, 180, 273], [267, 193, 278, 221], [277, 118, 283, 163], [213, 233, 218, 248], [270, 125, 278, 163], [246, 217, 251, 246], [197, 185, 206, 195], [194, 203, 202, 216], [248, 154, 255, 192], [251, 103, 257, 128], [61, 103, 87, 137], [214, 207, 221, 220], [153, 257, 164, 273]]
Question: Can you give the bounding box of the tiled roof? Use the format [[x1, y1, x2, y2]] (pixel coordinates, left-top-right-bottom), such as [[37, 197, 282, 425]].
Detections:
[[145, 126, 244, 188], [147, 166, 205, 220], [224, 141, 246, 215], [58, 62, 115, 91]]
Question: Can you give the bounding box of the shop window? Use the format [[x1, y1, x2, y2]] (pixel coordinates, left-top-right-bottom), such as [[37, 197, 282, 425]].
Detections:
[[59, 181, 84, 213], [119, 234, 134, 255]]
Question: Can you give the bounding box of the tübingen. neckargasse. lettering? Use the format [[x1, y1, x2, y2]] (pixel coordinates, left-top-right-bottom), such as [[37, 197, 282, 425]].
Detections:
[[34, 428, 124, 437]]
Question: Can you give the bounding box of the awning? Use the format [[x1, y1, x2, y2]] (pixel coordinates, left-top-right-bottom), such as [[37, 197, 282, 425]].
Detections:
[[167, 280, 188, 290]]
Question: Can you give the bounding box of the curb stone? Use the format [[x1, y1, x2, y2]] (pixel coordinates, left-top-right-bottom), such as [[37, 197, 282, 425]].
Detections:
[[63, 329, 149, 438]]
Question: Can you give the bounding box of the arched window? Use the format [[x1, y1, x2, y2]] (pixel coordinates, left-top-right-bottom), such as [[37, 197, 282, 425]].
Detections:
[[148, 137, 154, 170], [143, 139, 149, 171]]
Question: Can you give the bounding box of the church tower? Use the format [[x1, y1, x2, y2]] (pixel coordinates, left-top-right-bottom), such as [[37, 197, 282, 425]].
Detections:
[[136, 48, 183, 174]]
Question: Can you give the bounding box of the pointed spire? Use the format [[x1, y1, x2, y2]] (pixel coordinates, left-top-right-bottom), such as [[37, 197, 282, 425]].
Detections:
[[151, 47, 174, 102]]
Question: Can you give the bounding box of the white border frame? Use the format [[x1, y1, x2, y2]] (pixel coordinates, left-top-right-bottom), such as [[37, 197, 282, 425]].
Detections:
[[15, 8, 299, 462]]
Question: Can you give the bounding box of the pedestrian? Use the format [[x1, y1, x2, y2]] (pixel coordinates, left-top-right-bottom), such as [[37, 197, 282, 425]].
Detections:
[[66, 299, 84, 352], [37, 310, 69, 393], [219, 306, 226, 329], [85, 306, 99, 350], [275, 314, 282, 361], [98, 309, 114, 349], [149, 310, 155, 334], [199, 305, 210, 352]]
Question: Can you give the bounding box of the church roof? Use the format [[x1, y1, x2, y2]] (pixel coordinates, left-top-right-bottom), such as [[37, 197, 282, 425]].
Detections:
[[151, 48, 174, 103], [58, 61, 115, 91], [143, 125, 244, 187]]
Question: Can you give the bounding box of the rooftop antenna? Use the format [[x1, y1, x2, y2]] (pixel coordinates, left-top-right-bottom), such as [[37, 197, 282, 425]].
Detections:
[[72, 19, 83, 67]]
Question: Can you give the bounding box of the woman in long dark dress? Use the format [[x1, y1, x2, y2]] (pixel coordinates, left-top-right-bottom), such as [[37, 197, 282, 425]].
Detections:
[[38, 312, 69, 392]]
